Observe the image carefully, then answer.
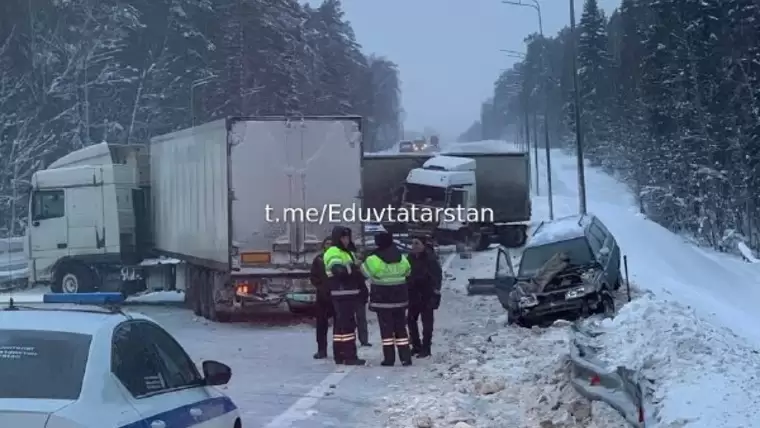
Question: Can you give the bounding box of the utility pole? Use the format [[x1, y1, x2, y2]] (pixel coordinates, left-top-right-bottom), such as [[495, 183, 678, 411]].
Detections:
[[569, 0, 587, 214], [502, 0, 554, 218]]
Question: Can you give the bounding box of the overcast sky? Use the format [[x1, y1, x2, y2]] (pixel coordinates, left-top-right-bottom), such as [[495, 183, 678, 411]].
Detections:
[[342, 0, 620, 140]]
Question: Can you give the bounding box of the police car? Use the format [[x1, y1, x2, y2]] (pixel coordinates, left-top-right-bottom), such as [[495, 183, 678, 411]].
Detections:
[[0, 293, 241, 428]]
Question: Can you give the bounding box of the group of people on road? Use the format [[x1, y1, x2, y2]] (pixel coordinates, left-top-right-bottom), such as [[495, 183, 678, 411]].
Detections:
[[309, 226, 443, 366]]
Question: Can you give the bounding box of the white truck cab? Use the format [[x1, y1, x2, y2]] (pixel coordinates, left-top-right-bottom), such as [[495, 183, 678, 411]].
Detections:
[[26, 143, 152, 293], [403, 155, 477, 234], [400, 153, 531, 250]]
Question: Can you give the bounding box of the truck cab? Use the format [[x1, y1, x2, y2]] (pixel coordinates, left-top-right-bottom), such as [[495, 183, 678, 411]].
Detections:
[[402, 155, 477, 242], [26, 143, 152, 293]]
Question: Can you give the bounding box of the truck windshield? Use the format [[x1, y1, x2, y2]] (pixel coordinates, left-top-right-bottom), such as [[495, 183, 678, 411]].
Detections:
[[518, 237, 594, 278], [404, 184, 446, 207]]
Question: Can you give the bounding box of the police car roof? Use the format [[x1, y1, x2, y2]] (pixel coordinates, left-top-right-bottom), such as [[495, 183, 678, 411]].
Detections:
[[0, 304, 146, 335]]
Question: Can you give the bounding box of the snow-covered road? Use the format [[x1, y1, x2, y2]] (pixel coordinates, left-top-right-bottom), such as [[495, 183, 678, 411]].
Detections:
[[7, 140, 760, 426]]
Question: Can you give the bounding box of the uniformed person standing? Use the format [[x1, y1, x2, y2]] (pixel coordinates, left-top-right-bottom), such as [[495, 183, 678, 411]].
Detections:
[[361, 231, 413, 366], [323, 226, 366, 366], [407, 237, 442, 358], [310, 237, 333, 360]]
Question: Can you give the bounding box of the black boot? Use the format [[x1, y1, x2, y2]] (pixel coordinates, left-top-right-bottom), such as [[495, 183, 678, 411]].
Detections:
[[381, 344, 395, 366], [313, 350, 327, 359], [343, 358, 367, 366], [417, 344, 431, 358], [398, 344, 413, 366], [333, 341, 345, 364]]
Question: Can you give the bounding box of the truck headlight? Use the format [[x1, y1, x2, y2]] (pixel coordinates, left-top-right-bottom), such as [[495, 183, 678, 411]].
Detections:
[[565, 287, 589, 300], [518, 295, 538, 308]]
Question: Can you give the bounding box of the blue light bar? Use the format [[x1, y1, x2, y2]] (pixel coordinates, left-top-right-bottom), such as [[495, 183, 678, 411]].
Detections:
[[42, 292, 125, 305]]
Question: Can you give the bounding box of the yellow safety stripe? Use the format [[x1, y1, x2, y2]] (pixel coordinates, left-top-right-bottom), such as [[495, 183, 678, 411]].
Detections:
[[333, 333, 354, 340]]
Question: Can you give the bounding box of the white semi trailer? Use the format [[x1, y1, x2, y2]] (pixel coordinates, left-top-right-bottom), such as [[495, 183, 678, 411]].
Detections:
[[25, 116, 364, 321]]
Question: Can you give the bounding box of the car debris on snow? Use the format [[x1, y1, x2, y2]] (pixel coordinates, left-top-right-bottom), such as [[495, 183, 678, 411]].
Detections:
[[371, 250, 629, 428], [580, 293, 760, 427]]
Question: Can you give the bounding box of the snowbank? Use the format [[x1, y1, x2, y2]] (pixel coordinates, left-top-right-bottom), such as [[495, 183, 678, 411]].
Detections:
[[376, 250, 628, 428], [533, 148, 760, 346], [582, 294, 760, 427]]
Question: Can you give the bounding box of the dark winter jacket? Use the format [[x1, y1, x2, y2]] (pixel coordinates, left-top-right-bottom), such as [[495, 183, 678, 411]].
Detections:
[[310, 254, 330, 303], [408, 247, 443, 309]]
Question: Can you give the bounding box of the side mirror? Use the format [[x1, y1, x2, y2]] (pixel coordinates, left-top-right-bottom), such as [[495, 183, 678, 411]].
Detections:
[[202, 360, 231, 386], [599, 247, 610, 256]]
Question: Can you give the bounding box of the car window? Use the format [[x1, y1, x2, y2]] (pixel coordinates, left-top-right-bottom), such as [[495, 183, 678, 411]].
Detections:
[[138, 322, 202, 390], [588, 224, 607, 249], [32, 190, 65, 220], [0, 330, 91, 399], [496, 250, 512, 277], [592, 218, 610, 236], [112, 322, 169, 397], [518, 238, 594, 277], [586, 229, 604, 254]]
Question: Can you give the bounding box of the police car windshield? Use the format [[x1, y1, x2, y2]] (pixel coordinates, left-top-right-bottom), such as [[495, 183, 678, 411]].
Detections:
[[0, 330, 91, 400], [518, 238, 594, 278]]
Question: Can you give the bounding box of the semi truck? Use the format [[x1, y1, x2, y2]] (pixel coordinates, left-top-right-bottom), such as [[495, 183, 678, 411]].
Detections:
[[25, 116, 364, 321], [362, 149, 530, 249]]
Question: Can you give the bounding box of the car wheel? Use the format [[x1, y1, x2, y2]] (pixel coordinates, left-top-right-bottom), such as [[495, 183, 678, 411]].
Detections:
[[599, 292, 615, 317], [613, 272, 623, 291]]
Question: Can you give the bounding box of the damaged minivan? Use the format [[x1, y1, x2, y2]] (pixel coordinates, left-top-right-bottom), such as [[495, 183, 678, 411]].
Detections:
[[494, 214, 622, 327]]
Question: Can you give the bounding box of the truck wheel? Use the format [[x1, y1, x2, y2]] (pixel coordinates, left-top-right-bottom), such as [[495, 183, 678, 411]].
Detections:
[[499, 226, 527, 248], [53, 264, 95, 294], [474, 233, 490, 251]]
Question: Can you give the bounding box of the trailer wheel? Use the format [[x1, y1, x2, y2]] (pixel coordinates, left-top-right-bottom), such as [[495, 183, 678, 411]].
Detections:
[[205, 272, 231, 323], [474, 232, 490, 251], [52, 263, 96, 294]]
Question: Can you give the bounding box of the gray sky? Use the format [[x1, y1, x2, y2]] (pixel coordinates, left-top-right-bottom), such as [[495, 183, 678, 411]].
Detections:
[[342, 0, 619, 140]]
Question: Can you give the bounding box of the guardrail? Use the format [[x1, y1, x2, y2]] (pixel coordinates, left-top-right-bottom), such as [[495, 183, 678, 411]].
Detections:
[[568, 321, 651, 427]]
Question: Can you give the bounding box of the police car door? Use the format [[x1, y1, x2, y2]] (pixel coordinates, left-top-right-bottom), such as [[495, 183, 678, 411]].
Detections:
[[112, 321, 235, 428]]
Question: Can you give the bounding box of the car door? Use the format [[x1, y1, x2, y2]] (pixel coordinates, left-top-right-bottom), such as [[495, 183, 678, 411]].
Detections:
[[589, 221, 616, 285], [440, 188, 468, 231], [111, 321, 235, 428], [596, 220, 621, 283], [493, 247, 516, 295]]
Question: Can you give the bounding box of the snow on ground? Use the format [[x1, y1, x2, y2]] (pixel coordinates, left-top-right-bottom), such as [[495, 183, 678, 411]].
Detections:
[[583, 294, 760, 427], [534, 146, 760, 346], [374, 251, 629, 428], [371, 141, 760, 427]]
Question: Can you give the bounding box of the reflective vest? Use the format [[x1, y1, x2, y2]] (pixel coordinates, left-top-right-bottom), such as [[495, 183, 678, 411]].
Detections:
[[323, 246, 360, 297], [362, 254, 411, 309]]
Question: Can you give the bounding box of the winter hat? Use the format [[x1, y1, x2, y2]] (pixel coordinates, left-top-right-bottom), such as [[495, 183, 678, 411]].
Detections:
[[374, 232, 394, 250]]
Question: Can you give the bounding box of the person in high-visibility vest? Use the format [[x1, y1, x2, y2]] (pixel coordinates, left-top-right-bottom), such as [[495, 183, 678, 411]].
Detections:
[[361, 231, 413, 366], [323, 226, 366, 366]]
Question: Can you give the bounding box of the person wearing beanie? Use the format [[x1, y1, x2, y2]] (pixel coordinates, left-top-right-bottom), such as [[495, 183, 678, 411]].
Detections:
[[361, 231, 413, 366], [407, 236, 443, 358], [322, 226, 366, 366]]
